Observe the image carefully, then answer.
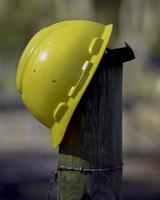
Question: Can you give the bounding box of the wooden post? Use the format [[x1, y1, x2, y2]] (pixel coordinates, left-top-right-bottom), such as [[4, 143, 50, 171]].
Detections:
[[57, 45, 134, 200]]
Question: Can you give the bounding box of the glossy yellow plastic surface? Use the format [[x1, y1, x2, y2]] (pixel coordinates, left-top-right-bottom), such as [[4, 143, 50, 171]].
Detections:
[[16, 20, 113, 148]]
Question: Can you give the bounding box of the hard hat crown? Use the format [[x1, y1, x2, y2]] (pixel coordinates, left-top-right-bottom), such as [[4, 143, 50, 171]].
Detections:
[[16, 20, 112, 148]]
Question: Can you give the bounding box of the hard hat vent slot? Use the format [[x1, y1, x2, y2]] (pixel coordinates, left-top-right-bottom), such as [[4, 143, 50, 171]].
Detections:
[[89, 37, 103, 55], [68, 61, 93, 98], [53, 102, 69, 122]]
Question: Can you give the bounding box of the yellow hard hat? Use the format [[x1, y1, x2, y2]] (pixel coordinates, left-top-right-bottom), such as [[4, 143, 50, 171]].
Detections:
[[16, 20, 113, 148]]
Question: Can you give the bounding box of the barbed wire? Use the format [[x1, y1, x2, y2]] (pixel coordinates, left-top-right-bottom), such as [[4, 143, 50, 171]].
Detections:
[[47, 163, 123, 200]]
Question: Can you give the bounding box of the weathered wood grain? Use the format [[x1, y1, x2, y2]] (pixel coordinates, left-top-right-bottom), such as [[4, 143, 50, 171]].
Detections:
[[58, 57, 123, 200]]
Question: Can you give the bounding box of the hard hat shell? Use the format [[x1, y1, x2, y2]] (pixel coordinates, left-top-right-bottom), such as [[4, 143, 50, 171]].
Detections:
[[16, 20, 113, 148]]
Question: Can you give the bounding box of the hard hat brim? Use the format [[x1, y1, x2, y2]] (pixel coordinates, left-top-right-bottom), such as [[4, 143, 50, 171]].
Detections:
[[51, 24, 113, 148]]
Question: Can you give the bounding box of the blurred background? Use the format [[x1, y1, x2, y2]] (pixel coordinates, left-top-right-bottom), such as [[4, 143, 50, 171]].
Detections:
[[0, 0, 160, 199]]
